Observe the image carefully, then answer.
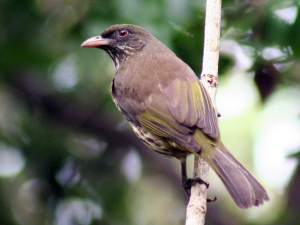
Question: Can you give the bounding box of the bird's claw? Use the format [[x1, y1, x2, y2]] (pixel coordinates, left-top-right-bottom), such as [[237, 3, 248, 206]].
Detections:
[[183, 178, 217, 203], [188, 178, 209, 189], [183, 177, 209, 196], [207, 196, 217, 203]]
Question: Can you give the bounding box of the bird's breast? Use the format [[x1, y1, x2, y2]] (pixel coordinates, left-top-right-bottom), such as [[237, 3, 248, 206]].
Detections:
[[110, 79, 121, 112]]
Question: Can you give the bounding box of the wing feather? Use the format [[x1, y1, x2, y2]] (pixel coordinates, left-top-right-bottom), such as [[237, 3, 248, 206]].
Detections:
[[114, 51, 219, 150], [160, 79, 219, 138]]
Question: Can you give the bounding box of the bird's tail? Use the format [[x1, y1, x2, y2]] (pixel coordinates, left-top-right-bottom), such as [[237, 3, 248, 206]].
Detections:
[[208, 147, 270, 209]]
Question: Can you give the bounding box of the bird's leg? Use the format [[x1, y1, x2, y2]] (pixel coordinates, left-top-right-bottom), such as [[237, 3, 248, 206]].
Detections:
[[181, 159, 209, 195], [181, 158, 217, 203]]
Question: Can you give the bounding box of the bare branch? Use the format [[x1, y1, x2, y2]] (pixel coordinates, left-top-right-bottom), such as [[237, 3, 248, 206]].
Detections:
[[186, 0, 222, 224]]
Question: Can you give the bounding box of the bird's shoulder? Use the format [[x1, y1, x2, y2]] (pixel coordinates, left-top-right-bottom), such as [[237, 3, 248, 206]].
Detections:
[[112, 49, 219, 138], [114, 48, 198, 91], [111, 49, 197, 115]]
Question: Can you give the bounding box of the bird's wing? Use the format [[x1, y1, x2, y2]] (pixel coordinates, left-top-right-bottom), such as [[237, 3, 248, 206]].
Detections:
[[137, 87, 200, 151], [115, 52, 219, 150], [158, 78, 219, 138], [135, 77, 219, 151]]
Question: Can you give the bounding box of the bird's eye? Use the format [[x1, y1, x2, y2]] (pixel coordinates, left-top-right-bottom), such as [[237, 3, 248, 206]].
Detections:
[[118, 30, 128, 37]]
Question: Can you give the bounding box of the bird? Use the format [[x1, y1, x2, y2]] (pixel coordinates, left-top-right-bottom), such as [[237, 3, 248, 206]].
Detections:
[[81, 24, 270, 209]]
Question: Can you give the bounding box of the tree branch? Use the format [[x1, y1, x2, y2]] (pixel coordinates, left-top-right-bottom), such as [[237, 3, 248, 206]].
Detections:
[[185, 0, 222, 224]]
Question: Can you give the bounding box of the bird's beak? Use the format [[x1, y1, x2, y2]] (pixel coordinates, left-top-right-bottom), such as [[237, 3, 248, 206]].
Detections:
[[81, 36, 110, 48]]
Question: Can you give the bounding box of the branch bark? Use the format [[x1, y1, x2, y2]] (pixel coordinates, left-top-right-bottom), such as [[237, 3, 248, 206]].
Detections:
[[185, 0, 222, 224]]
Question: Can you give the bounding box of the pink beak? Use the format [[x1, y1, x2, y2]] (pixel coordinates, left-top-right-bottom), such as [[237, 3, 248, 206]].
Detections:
[[81, 36, 110, 48]]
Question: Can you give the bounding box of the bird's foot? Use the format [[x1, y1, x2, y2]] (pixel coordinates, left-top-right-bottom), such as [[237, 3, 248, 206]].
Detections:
[[183, 178, 217, 203], [182, 177, 209, 196], [188, 178, 209, 189]]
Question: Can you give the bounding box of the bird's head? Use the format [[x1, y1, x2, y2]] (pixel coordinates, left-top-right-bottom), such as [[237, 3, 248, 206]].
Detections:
[[81, 24, 153, 68]]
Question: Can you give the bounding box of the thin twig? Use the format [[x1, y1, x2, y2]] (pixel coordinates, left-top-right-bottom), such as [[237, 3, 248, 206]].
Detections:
[[185, 0, 222, 224]]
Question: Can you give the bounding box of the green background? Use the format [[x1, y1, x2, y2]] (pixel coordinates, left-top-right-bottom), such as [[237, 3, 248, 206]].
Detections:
[[0, 0, 300, 224]]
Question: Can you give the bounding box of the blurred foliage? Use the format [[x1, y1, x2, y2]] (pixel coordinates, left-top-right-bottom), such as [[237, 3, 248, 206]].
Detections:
[[0, 0, 300, 224]]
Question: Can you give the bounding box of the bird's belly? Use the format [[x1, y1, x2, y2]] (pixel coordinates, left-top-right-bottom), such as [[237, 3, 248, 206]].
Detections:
[[130, 123, 166, 150], [129, 122, 189, 160]]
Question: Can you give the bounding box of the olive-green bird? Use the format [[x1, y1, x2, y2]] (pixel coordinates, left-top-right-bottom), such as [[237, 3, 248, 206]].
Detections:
[[81, 24, 269, 209]]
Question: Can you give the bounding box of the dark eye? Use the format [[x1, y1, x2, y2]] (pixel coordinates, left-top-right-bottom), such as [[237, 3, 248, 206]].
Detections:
[[118, 30, 128, 37]]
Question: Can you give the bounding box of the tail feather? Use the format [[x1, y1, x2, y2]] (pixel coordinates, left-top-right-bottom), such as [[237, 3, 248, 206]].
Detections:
[[209, 147, 269, 209]]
